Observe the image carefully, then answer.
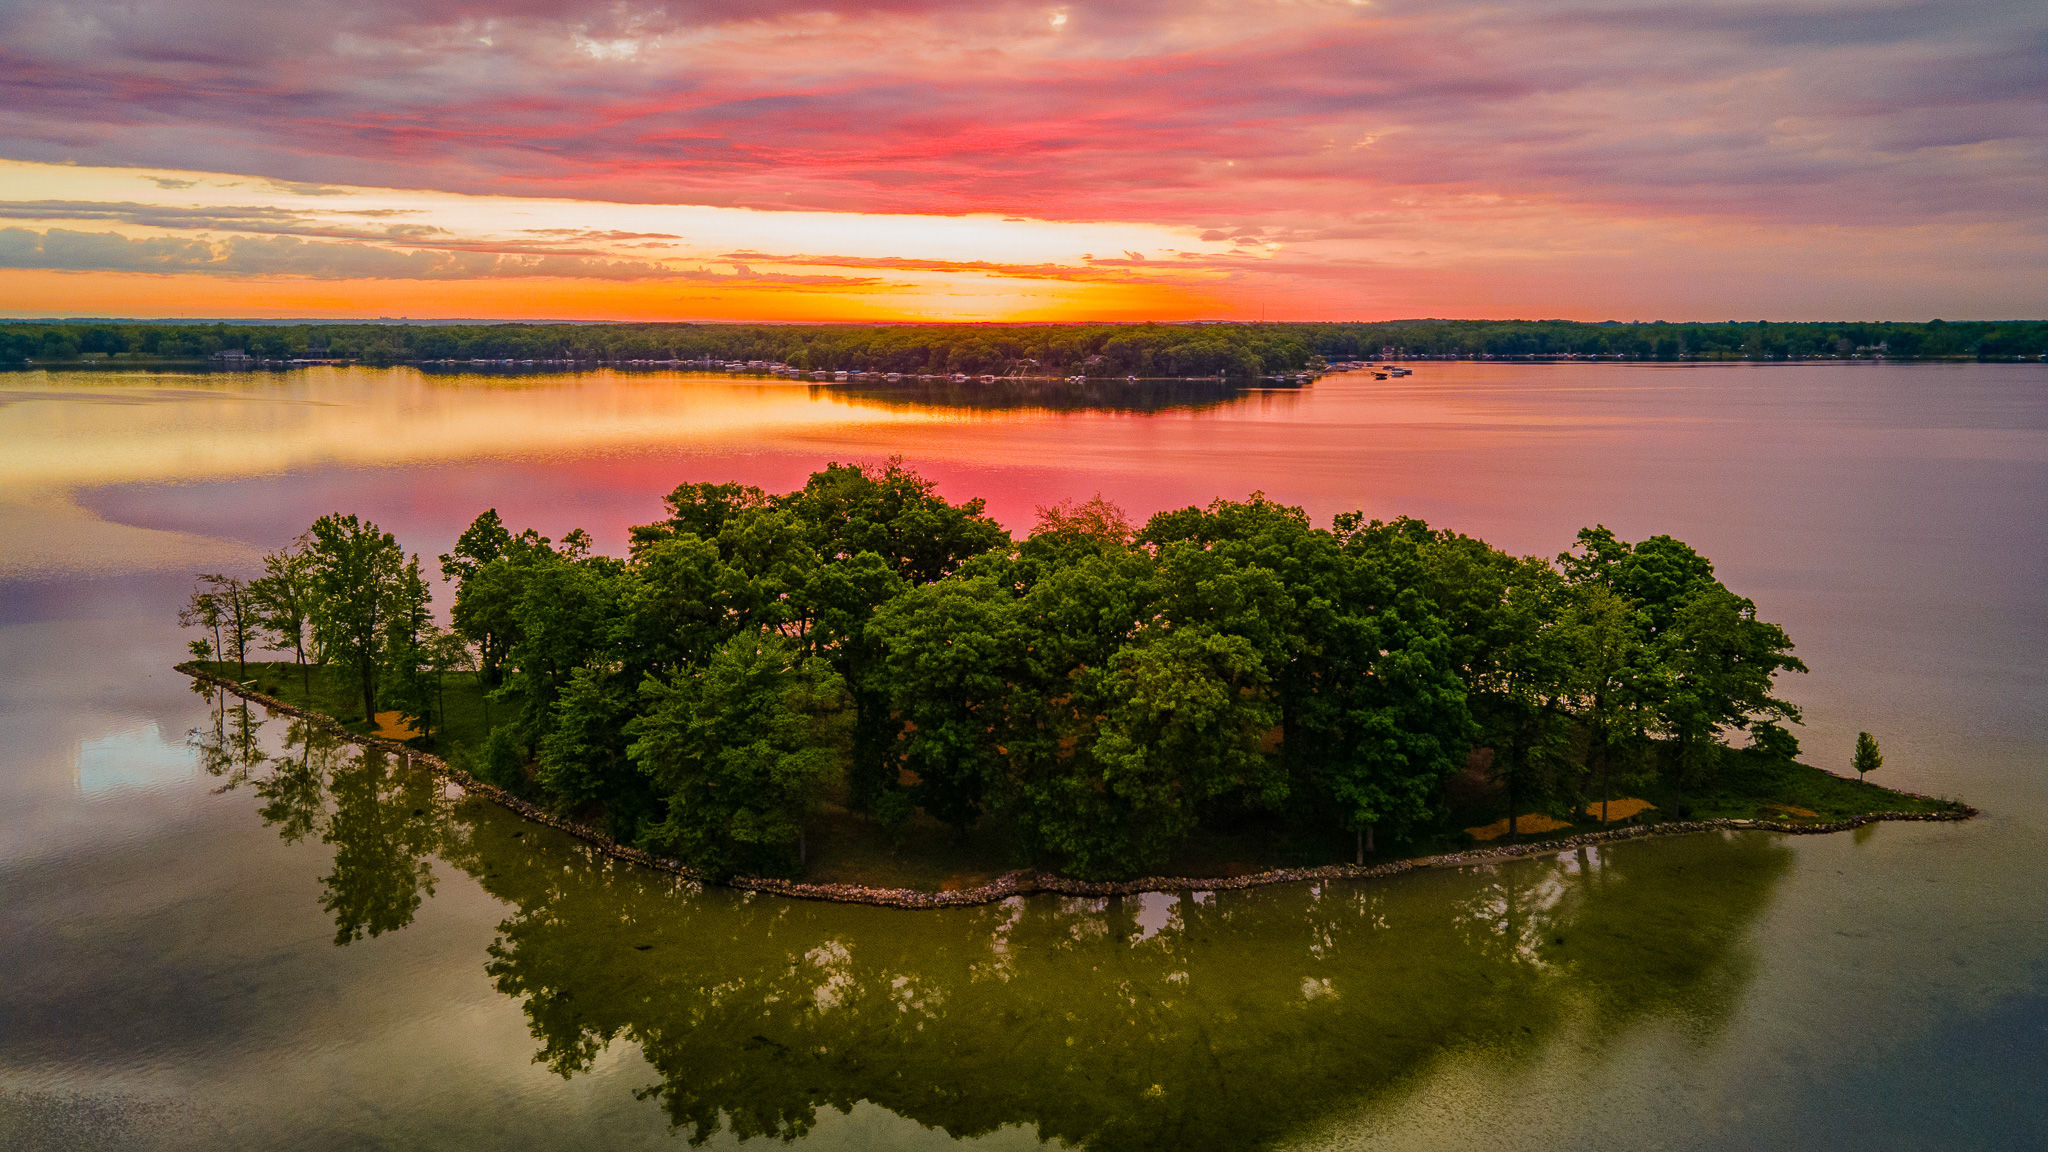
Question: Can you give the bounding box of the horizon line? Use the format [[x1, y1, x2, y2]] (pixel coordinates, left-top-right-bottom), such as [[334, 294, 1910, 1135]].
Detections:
[[5, 317, 2042, 327]]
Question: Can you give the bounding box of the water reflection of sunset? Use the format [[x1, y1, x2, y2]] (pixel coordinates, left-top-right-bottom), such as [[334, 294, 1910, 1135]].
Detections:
[[0, 362, 1713, 582], [0, 370, 937, 491]]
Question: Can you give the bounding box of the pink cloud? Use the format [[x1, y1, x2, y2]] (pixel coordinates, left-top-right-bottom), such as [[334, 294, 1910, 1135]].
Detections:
[[0, 0, 2040, 316]]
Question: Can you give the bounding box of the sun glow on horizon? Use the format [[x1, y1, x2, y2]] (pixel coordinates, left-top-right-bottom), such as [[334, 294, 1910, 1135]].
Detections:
[[0, 160, 1257, 322]]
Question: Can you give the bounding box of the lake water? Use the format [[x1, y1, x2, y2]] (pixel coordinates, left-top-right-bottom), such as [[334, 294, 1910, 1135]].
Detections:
[[2, 364, 2043, 1150]]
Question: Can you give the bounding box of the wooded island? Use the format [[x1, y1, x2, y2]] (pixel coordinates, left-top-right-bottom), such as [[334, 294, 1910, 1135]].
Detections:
[[182, 463, 1956, 883]]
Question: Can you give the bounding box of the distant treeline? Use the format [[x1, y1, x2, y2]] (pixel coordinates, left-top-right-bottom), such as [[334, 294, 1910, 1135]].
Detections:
[[186, 463, 1809, 881], [12, 318, 2046, 373]]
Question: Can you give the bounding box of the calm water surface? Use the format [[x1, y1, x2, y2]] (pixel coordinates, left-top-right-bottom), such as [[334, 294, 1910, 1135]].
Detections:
[[2, 364, 2043, 1150]]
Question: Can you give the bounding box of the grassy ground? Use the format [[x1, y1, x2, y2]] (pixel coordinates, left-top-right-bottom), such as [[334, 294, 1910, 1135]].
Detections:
[[201, 659, 498, 753], [199, 660, 1966, 889], [1678, 748, 1956, 822]]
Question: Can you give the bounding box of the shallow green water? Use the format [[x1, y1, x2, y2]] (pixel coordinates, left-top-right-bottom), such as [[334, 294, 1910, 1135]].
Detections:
[[2, 364, 2042, 1149]]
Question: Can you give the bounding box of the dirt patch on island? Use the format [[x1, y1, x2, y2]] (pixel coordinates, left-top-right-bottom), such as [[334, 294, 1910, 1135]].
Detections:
[[1584, 797, 1657, 822], [1466, 814, 1574, 841]]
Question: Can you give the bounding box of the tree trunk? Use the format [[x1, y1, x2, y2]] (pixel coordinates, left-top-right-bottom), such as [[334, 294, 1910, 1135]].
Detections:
[[1672, 735, 1686, 819], [1507, 761, 1518, 844], [234, 591, 247, 679], [1355, 827, 1363, 866], [1588, 699, 1608, 825], [360, 659, 377, 725], [1366, 824, 1375, 855]]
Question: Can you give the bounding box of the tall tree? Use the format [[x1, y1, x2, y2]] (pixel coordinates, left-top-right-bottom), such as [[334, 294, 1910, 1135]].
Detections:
[[380, 555, 436, 738], [1555, 581, 1656, 823], [1559, 527, 1719, 639], [444, 512, 552, 687], [184, 573, 256, 677], [536, 666, 643, 834], [801, 551, 909, 812], [628, 481, 772, 552], [305, 513, 412, 723], [998, 545, 1160, 872], [1082, 625, 1281, 876], [778, 458, 1009, 583], [1417, 542, 1570, 843], [425, 628, 474, 739], [627, 633, 847, 878], [438, 507, 512, 587], [1308, 594, 1472, 862], [868, 576, 1022, 836], [1652, 585, 1806, 814], [250, 535, 316, 695], [501, 550, 628, 749]]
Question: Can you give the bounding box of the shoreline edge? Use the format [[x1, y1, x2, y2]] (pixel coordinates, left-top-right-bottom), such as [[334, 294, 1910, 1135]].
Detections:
[[180, 663, 1979, 910]]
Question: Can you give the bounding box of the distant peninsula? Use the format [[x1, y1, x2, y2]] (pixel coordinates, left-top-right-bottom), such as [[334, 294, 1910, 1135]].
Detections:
[[172, 463, 1969, 897]]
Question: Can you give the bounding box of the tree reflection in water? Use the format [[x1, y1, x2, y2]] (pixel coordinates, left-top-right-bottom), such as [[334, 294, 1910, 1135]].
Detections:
[[227, 714, 1793, 1149], [211, 716, 450, 945], [189, 683, 266, 791], [319, 745, 446, 945]]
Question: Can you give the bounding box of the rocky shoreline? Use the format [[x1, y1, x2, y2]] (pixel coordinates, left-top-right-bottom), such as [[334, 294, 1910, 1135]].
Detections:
[[180, 663, 1979, 910]]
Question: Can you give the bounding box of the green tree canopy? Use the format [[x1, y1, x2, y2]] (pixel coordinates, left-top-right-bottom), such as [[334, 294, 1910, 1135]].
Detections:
[[248, 467, 1813, 881], [628, 633, 848, 878], [306, 513, 419, 722]]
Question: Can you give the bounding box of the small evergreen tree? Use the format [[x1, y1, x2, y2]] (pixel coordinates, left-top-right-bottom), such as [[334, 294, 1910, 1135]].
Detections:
[[1852, 731, 1882, 782]]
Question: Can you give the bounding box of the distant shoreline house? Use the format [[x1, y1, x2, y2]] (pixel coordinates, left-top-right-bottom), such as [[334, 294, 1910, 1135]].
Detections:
[[211, 349, 253, 362]]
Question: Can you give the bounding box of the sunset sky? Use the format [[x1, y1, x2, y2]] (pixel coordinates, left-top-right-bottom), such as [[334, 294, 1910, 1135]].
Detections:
[[1, 0, 2040, 321]]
